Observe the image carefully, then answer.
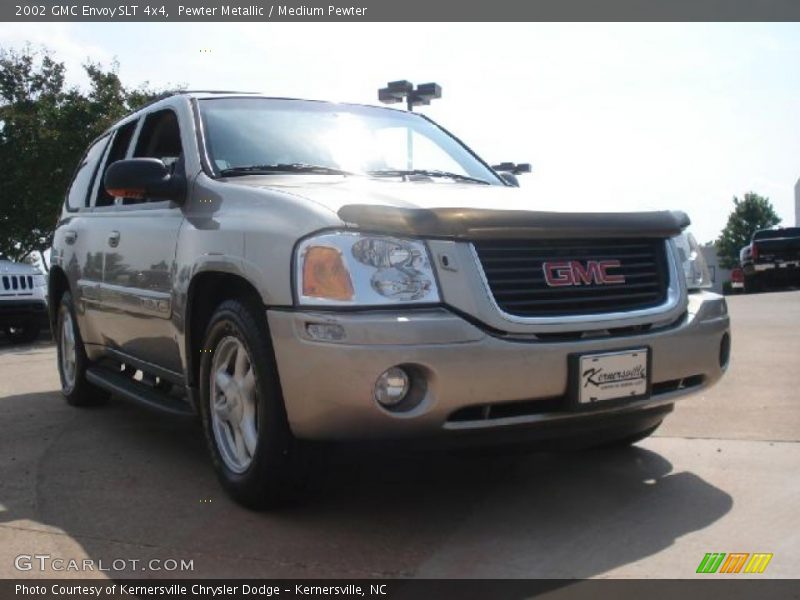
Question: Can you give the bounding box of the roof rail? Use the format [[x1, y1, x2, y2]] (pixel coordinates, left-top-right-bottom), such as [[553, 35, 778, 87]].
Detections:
[[130, 89, 260, 113], [180, 90, 260, 95]]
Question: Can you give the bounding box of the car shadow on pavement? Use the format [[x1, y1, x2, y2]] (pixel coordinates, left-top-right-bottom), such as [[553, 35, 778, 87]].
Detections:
[[0, 331, 53, 354], [0, 390, 733, 579]]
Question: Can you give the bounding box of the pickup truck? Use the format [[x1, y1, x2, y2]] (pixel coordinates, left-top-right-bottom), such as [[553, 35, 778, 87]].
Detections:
[[740, 227, 800, 293], [49, 92, 730, 507]]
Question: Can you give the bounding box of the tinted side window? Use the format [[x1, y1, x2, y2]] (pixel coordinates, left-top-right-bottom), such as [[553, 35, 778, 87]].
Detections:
[[66, 136, 109, 210], [135, 109, 183, 167], [95, 120, 138, 207], [124, 109, 183, 205]]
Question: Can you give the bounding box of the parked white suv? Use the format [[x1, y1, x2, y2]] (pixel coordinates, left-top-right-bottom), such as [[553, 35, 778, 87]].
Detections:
[[0, 259, 48, 344]]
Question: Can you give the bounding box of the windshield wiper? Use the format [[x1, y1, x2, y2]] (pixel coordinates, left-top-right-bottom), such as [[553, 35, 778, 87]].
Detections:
[[368, 169, 490, 185], [219, 163, 357, 177]]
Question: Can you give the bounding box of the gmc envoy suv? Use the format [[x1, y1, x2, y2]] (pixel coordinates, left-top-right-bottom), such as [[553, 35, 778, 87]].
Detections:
[[50, 92, 730, 507]]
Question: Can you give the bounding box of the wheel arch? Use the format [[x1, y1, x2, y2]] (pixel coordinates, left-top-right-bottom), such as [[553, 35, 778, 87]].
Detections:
[[47, 266, 70, 330], [184, 269, 267, 390]]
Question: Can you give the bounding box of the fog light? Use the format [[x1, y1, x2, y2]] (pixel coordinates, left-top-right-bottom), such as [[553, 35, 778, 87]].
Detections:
[[305, 322, 346, 342], [374, 367, 410, 407]]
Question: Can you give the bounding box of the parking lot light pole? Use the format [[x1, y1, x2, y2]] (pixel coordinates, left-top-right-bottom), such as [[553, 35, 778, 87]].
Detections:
[[378, 80, 442, 168], [378, 80, 442, 112]]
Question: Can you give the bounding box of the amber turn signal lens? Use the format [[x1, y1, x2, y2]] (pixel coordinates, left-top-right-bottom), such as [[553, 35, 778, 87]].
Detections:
[[302, 246, 355, 301]]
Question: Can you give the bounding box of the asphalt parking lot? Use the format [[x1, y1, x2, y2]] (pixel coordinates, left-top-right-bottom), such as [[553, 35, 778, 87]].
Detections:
[[0, 291, 798, 579]]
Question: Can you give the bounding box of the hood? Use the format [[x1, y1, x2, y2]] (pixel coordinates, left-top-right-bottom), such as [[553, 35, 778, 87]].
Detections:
[[228, 175, 690, 239], [0, 260, 40, 275]]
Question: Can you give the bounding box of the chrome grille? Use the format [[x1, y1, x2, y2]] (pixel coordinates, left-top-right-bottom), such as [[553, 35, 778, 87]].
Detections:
[[473, 238, 669, 317], [1, 275, 34, 292]]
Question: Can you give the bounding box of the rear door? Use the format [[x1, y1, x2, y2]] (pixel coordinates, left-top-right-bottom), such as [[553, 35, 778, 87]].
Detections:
[[93, 106, 186, 374]]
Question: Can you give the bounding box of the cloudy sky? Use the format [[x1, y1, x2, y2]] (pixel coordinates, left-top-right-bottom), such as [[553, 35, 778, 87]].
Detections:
[[2, 22, 799, 242]]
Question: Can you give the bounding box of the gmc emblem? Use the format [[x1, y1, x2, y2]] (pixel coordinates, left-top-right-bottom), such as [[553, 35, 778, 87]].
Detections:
[[542, 260, 626, 287]]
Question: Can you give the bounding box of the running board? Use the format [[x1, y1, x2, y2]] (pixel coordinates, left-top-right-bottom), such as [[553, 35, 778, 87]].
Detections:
[[86, 366, 195, 416]]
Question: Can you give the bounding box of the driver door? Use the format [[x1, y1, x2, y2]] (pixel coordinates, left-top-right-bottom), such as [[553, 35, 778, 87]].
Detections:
[[93, 107, 186, 374]]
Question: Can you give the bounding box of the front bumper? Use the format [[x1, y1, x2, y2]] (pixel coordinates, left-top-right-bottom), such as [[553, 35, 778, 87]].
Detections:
[[268, 291, 729, 441], [0, 299, 49, 327]]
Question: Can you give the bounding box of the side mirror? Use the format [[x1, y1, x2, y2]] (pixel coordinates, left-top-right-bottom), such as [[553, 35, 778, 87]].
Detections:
[[104, 158, 184, 202]]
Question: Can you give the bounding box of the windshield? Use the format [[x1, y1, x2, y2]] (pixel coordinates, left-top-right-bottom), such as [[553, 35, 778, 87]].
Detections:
[[198, 98, 503, 185]]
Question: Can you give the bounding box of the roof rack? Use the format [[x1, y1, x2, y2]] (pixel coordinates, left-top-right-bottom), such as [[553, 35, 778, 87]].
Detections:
[[121, 89, 260, 119], [180, 90, 259, 94]]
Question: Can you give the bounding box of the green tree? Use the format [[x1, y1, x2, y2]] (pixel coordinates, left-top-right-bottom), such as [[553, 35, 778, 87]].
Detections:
[[0, 46, 177, 264], [716, 192, 781, 269]]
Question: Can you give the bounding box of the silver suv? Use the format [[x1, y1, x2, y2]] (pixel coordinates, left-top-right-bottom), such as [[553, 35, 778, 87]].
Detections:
[[49, 92, 730, 507]]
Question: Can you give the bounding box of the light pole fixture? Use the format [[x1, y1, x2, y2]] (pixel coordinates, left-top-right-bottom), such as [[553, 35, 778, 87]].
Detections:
[[378, 80, 442, 112]]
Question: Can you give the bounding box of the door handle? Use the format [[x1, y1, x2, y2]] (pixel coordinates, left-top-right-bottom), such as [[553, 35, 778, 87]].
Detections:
[[108, 231, 121, 247], [64, 230, 78, 245]]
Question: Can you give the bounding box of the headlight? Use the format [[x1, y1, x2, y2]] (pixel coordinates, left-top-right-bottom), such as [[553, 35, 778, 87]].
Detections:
[[295, 232, 440, 306], [672, 231, 712, 290], [33, 274, 47, 288]]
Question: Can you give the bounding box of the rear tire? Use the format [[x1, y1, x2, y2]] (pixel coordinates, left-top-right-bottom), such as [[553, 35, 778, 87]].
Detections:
[[56, 292, 109, 407], [4, 320, 39, 344], [744, 274, 762, 294], [199, 298, 300, 509]]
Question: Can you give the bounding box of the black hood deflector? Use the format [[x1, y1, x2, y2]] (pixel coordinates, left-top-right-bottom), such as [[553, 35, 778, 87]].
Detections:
[[338, 205, 690, 239]]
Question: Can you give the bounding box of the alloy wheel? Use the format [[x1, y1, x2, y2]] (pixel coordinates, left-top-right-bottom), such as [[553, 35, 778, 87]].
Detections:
[[210, 336, 259, 473]]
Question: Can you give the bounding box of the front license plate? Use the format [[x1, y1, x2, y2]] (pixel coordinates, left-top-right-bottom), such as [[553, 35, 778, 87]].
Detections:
[[575, 349, 649, 405]]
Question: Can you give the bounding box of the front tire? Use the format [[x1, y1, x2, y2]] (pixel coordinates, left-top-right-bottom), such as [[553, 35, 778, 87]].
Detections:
[[56, 292, 109, 406], [199, 299, 299, 509]]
